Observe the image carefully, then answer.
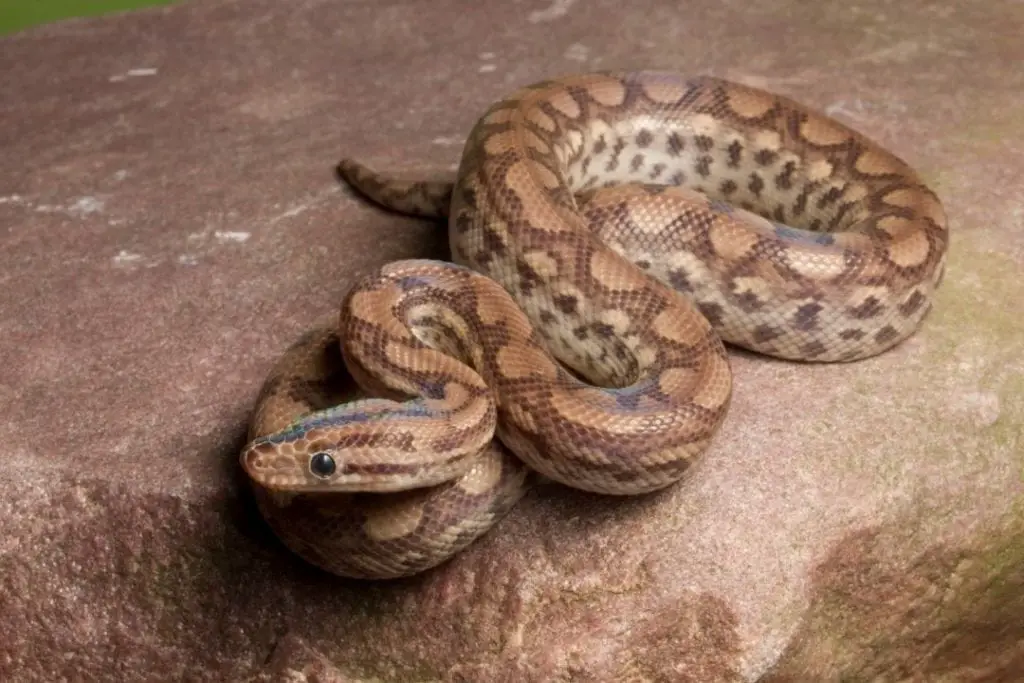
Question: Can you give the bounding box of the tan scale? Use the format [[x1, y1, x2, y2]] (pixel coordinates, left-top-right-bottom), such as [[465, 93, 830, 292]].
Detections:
[[546, 89, 582, 119], [588, 248, 648, 292], [855, 146, 907, 176], [525, 107, 557, 132], [751, 128, 783, 152], [799, 116, 856, 147], [686, 113, 723, 138], [363, 496, 425, 542], [523, 128, 552, 155], [707, 220, 762, 261], [805, 159, 835, 182], [528, 159, 561, 189], [723, 88, 777, 119], [639, 79, 690, 105], [650, 307, 707, 347], [584, 76, 627, 107], [889, 228, 934, 269]]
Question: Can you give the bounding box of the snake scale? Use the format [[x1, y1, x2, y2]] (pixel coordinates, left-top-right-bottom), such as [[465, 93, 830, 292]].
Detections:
[[240, 71, 948, 579]]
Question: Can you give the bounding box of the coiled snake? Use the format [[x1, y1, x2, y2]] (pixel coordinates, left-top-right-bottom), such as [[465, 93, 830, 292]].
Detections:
[[240, 72, 948, 579]]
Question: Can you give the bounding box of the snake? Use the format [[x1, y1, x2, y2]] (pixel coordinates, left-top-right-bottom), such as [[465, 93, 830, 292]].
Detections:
[[240, 71, 948, 579]]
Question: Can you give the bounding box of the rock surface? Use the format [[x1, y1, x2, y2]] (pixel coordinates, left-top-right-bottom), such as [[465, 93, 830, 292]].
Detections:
[[1, 0, 1022, 681]]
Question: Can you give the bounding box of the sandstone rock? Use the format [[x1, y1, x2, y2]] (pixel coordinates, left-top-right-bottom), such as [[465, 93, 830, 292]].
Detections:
[[1, 0, 1021, 681]]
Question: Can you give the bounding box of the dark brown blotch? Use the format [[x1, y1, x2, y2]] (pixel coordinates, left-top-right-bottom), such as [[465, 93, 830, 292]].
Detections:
[[849, 296, 884, 319], [793, 302, 823, 330], [817, 185, 844, 208], [775, 161, 797, 190], [459, 185, 479, 210], [667, 132, 686, 156], [695, 155, 712, 178], [635, 129, 653, 147], [874, 325, 900, 345], [697, 301, 725, 327], [735, 291, 763, 312], [800, 340, 828, 357], [828, 201, 855, 231], [667, 268, 693, 293], [748, 173, 765, 197], [694, 135, 715, 152], [605, 139, 627, 172], [752, 324, 783, 343], [727, 140, 743, 168], [474, 228, 507, 266], [754, 149, 778, 166], [792, 189, 810, 217], [515, 258, 543, 296], [899, 290, 926, 317], [454, 213, 473, 234], [553, 294, 579, 315]]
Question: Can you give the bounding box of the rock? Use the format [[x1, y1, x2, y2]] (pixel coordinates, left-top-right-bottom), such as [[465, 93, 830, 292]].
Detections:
[[1, 0, 1021, 681]]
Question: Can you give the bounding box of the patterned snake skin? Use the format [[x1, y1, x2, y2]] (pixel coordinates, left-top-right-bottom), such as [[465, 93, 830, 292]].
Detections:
[[240, 72, 948, 579]]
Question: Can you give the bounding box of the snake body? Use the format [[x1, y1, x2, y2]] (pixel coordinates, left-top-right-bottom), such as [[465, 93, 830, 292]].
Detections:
[[241, 72, 948, 579]]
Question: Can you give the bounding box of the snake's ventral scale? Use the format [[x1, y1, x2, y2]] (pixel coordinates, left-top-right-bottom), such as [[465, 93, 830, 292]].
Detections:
[[240, 71, 948, 579]]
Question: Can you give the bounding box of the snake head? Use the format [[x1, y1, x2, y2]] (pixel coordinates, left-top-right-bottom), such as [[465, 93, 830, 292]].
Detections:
[[239, 435, 346, 491], [240, 399, 403, 492], [240, 398, 487, 494]]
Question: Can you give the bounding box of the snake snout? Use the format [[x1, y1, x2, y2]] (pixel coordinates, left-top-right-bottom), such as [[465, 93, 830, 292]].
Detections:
[[239, 438, 328, 490]]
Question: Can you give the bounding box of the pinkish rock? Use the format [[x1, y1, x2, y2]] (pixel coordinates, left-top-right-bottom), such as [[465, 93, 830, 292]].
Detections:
[[1, 0, 1021, 681]]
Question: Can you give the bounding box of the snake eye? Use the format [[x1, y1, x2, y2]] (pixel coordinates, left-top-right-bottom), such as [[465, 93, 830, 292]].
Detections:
[[309, 452, 336, 478]]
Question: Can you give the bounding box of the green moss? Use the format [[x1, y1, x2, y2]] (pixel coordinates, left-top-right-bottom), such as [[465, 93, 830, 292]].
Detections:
[[0, 1, 176, 35], [943, 105, 1024, 152], [764, 229, 1024, 678], [767, 512, 1024, 681], [928, 244, 1024, 423]]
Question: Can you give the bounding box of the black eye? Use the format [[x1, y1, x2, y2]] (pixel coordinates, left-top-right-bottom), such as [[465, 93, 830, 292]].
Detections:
[[309, 452, 336, 478]]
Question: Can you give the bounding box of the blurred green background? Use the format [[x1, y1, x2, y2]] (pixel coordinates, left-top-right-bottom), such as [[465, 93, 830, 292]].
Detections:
[[0, 1, 175, 35]]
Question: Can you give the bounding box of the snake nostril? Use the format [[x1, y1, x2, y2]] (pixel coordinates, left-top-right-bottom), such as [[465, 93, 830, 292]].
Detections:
[[309, 452, 337, 478]]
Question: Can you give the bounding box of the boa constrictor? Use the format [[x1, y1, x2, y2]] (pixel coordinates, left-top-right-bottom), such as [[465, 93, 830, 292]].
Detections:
[[240, 71, 948, 579]]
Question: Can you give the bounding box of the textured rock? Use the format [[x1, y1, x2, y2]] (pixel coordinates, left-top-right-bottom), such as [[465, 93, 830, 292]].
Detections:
[[1, 0, 1022, 681]]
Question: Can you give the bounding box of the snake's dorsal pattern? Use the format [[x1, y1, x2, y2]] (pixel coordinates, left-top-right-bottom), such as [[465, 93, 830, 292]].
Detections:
[[445, 71, 947, 363], [244, 71, 948, 578]]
